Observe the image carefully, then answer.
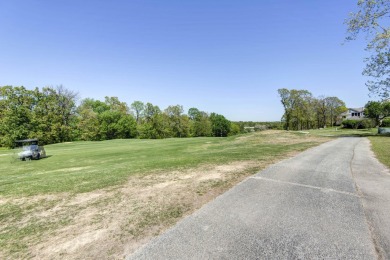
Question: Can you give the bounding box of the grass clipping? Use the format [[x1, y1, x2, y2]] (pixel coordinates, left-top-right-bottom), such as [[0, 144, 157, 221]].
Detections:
[[0, 131, 329, 259]]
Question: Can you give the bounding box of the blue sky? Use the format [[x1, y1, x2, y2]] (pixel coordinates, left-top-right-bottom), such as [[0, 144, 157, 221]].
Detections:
[[0, 0, 371, 121]]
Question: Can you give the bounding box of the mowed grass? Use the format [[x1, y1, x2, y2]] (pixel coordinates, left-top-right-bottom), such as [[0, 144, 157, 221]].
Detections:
[[0, 132, 326, 197], [368, 136, 390, 168], [0, 131, 332, 259]]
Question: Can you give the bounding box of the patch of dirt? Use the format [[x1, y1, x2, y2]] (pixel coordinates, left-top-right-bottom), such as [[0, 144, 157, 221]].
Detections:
[[67, 191, 105, 206], [13, 160, 262, 259]]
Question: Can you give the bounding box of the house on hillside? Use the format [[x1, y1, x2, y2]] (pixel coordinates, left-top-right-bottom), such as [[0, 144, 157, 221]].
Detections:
[[340, 107, 365, 120]]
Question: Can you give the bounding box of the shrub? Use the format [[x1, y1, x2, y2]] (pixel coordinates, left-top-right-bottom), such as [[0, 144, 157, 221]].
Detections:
[[381, 118, 390, 127], [360, 119, 374, 129], [342, 119, 373, 129], [342, 119, 358, 129], [254, 125, 268, 131]]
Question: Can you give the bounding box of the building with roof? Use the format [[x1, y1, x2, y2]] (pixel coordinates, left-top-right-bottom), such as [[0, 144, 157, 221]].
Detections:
[[340, 107, 365, 120]]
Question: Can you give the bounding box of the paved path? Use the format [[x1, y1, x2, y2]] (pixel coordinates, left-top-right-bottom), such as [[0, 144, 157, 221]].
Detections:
[[128, 137, 390, 259]]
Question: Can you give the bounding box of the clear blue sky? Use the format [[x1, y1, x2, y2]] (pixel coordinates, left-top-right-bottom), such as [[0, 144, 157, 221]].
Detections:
[[0, 0, 371, 121]]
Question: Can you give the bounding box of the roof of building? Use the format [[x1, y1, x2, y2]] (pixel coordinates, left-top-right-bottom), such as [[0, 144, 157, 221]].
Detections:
[[349, 107, 364, 113]]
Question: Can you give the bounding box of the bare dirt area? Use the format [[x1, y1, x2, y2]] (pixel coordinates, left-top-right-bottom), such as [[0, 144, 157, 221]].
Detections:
[[24, 161, 263, 259], [1, 160, 282, 260]]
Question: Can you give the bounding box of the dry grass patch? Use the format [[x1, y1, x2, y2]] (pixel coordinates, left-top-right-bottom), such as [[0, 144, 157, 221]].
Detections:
[[12, 161, 259, 259]]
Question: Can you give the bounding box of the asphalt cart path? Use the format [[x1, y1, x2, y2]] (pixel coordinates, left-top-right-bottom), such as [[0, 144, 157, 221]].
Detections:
[[128, 137, 390, 259]]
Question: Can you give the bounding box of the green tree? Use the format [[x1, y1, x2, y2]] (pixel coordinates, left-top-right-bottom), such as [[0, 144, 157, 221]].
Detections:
[[77, 97, 136, 140], [77, 107, 100, 141], [188, 108, 212, 137], [131, 101, 145, 124], [229, 122, 241, 136], [278, 88, 313, 130], [278, 89, 347, 129], [278, 88, 293, 130], [364, 100, 390, 126], [188, 107, 201, 120], [209, 113, 231, 137], [0, 86, 35, 147], [104, 96, 129, 114], [164, 105, 190, 137], [137, 103, 172, 139], [345, 0, 390, 98], [77, 98, 110, 140], [144, 102, 161, 122], [325, 96, 347, 127]]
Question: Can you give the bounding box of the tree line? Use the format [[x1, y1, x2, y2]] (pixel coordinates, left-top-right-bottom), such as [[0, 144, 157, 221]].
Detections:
[[278, 88, 347, 131], [0, 85, 240, 147]]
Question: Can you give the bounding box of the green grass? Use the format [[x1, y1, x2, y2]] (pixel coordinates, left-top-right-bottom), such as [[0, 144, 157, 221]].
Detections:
[[0, 132, 326, 197], [368, 136, 390, 168]]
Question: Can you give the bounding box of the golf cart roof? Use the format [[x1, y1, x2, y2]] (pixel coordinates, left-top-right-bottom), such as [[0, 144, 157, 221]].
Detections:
[[15, 139, 39, 143]]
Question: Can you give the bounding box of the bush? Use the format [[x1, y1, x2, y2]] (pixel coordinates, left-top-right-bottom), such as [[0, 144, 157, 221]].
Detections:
[[229, 123, 241, 136], [342, 119, 373, 129], [254, 125, 268, 131], [360, 119, 374, 129], [381, 118, 390, 127], [342, 119, 358, 129]]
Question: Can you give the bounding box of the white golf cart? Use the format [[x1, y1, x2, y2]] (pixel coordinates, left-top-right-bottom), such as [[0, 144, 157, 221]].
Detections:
[[15, 139, 46, 160]]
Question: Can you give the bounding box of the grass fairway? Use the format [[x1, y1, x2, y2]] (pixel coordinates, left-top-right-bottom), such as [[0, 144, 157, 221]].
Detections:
[[0, 131, 329, 259]]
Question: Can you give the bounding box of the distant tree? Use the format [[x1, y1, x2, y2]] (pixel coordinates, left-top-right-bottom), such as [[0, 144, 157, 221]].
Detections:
[[104, 96, 129, 114], [144, 102, 161, 122], [81, 98, 110, 114], [210, 113, 231, 137], [77, 107, 100, 141], [164, 105, 190, 138], [49, 86, 78, 142], [77, 96, 136, 140], [138, 103, 171, 139], [278, 89, 347, 130], [345, 0, 390, 98], [189, 110, 212, 137], [116, 114, 137, 139], [364, 100, 390, 126], [188, 107, 201, 120], [325, 96, 347, 127], [278, 88, 313, 130], [278, 88, 293, 130], [229, 123, 241, 136], [0, 85, 239, 146], [131, 101, 145, 124], [77, 98, 109, 140]]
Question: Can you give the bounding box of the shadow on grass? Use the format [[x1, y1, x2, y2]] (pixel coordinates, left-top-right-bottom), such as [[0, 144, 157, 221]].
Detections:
[[337, 133, 378, 137]]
